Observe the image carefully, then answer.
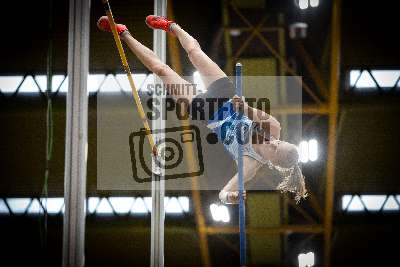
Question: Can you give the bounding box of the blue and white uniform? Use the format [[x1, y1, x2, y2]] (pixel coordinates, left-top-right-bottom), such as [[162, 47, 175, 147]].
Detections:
[[207, 100, 268, 165]]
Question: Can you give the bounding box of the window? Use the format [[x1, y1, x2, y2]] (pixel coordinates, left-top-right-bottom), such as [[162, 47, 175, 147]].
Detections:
[[0, 199, 10, 214], [6, 198, 31, 214], [209, 203, 230, 223], [341, 194, 400, 213], [0, 76, 24, 93], [1, 72, 206, 95], [0, 73, 149, 94], [0, 197, 190, 216], [349, 69, 400, 91], [42, 198, 64, 214]]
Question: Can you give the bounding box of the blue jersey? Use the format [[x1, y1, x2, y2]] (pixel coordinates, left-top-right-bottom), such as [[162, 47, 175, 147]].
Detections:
[[207, 100, 268, 164]]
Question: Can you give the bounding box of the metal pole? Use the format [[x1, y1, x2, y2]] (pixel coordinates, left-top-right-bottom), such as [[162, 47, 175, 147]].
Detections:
[[151, 0, 166, 267], [324, 0, 341, 266], [236, 62, 246, 267], [62, 0, 90, 266]]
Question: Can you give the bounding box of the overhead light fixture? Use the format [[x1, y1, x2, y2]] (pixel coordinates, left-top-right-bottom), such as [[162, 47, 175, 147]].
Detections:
[[298, 0, 309, 10], [310, 0, 319, 8], [210, 203, 230, 223], [299, 139, 318, 163], [229, 29, 241, 37], [296, 0, 320, 10], [298, 252, 315, 267], [289, 22, 308, 39]]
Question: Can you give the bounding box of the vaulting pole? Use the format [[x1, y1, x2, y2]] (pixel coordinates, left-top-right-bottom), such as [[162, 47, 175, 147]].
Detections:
[[62, 0, 90, 266], [101, 0, 157, 156], [236, 62, 246, 267]]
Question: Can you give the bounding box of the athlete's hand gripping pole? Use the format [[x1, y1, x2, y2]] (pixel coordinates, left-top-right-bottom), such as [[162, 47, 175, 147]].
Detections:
[[101, 0, 158, 157]]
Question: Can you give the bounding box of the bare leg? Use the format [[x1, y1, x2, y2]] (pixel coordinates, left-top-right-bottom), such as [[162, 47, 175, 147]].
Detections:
[[121, 32, 196, 102], [170, 24, 227, 88]]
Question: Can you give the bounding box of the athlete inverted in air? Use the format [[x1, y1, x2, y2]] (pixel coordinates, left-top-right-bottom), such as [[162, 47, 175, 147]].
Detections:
[[97, 15, 307, 203]]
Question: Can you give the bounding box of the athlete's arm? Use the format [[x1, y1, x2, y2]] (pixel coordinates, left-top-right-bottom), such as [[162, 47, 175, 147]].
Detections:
[[232, 95, 281, 140], [219, 156, 262, 204]]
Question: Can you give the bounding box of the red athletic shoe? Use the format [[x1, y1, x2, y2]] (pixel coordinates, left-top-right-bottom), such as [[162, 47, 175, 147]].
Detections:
[[145, 15, 175, 32], [97, 16, 128, 35]]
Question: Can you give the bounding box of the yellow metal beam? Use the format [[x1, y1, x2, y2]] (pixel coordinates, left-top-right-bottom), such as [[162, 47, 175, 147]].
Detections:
[[167, 1, 182, 75], [222, 0, 234, 75], [119, 224, 323, 235], [272, 101, 398, 116], [287, 199, 317, 224], [233, 16, 268, 59], [271, 104, 329, 115], [277, 14, 289, 141], [226, 26, 282, 32], [308, 192, 324, 221], [204, 225, 324, 235], [229, 3, 324, 106], [167, 1, 211, 267], [303, 115, 321, 132], [214, 235, 240, 255], [190, 176, 212, 267], [324, 0, 341, 266], [295, 42, 329, 100]]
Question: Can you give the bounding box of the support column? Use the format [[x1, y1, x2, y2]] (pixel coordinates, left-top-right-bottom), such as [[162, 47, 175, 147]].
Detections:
[[324, 0, 341, 266], [151, 0, 166, 267], [222, 0, 234, 75], [166, 2, 212, 266], [277, 13, 289, 141], [62, 0, 90, 267]]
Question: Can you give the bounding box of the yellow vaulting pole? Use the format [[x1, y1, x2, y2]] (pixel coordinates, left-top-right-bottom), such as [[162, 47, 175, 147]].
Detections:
[[101, 0, 157, 156]]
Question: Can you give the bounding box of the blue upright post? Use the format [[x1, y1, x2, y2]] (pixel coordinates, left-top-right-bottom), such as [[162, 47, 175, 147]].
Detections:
[[236, 62, 246, 267]]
